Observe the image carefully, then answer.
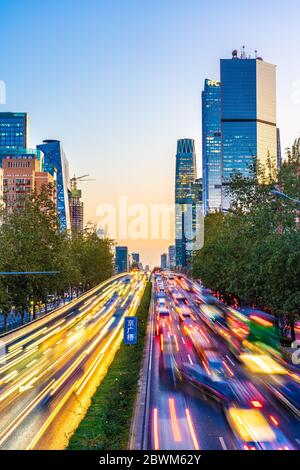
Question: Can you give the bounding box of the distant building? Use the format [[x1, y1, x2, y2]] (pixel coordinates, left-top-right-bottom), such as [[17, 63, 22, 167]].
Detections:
[[221, 51, 277, 207], [37, 139, 71, 231], [168, 245, 176, 270], [0, 112, 28, 150], [131, 252, 140, 264], [161, 253, 168, 270], [202, 79, 222, 214], [70, 178, 84, 233], [2, 155, 55, 212], [115, 246, 128, 273]]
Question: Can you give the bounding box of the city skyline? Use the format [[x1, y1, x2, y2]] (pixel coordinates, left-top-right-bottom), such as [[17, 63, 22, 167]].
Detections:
[[1, 0, 300, 265]]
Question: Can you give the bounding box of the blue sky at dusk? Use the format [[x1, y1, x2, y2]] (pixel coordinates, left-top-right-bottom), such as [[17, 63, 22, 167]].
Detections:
[[1, 0, 300, 265]]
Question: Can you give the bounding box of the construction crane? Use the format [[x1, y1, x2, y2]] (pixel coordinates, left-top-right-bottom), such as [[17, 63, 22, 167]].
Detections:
[[70, 174, 95, 233], [70, 174, 95, 192]]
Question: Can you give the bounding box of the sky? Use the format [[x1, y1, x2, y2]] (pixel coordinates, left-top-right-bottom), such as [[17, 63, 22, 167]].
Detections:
[[1, 0, 300, 266]]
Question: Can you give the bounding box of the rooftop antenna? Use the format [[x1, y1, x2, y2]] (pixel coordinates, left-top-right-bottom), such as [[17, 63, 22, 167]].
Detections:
[[241, 45, 246, 59], [255, 49, 258, 59]]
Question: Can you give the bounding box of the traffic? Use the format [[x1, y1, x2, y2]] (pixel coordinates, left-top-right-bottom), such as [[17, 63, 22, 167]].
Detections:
[[148, 272, 300, 450]]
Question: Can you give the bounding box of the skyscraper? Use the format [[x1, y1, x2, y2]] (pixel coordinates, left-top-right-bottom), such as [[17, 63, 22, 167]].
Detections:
[[0, 112, 28, 150], [175, 139, 201, 268], [277, 128, 282, 171], [168, 245, 176, 270], [115, 246, 128, 273], [220, 51, 277, 206], [161, 253, 168, 270], [37, 139, 71, 231], [202, 79, 222, 214]]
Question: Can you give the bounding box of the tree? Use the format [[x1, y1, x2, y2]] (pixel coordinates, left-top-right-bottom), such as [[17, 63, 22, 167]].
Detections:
[[193, 145, 300, 341]]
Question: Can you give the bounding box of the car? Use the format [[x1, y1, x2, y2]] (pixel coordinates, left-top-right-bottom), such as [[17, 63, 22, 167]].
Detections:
[[155, 307, 170, 336], [201, 350, 226, 379], [175, 362, 235, 402], [266, 380, 300, 419], [225, 407, 292, 450]]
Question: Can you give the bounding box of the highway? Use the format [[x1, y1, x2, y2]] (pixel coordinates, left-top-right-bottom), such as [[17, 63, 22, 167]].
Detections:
[[143, 273, 300, 451], [0, 272, 147, 450]]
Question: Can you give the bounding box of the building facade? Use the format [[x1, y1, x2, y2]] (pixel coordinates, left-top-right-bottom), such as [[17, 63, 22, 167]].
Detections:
[[37, 139, 71, 231], [2, 155, 55, 211], [0, 112, 28, 150], [168, 245, 176, 270], [220, 54, 277, 207], [115, 246, 128, 273], [70, 178, 84, 233], [202, 79, 222, 214], [161, 253, 168, 270], [175, 138, 202, 268], [131, 253, 140, 264]]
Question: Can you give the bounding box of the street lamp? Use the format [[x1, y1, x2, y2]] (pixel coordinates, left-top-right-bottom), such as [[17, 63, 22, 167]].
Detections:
[[270, 189, 300, 207]]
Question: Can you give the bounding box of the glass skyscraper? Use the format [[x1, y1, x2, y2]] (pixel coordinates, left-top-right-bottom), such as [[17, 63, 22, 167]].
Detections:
[[220, 55, 277, 207], [202, 79, 222, 213], [37, 139, 71, 231], [0, 112, 28, 149], [175, 138, 201, 268]]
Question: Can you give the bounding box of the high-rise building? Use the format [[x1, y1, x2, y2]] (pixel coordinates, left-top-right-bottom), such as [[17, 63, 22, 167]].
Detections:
[[175, 138, 202, 268], [202, 79, 222, 214], [220, 51, 277, 207], [2, 155, 55, 211], [37, 140, 71, 231], [168, 245, 176, 270], [161, 253, 168, 270], [70, 178, 84, 234], [0, 112, 28, 150], [115, 246, 128, 273]]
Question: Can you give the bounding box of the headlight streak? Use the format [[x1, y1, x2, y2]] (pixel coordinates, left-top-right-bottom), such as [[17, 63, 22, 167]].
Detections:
[[0, 274, 147, 449]]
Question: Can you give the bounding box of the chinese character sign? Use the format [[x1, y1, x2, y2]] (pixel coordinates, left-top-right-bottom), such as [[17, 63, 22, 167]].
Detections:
[[124, 317, 138, 345]]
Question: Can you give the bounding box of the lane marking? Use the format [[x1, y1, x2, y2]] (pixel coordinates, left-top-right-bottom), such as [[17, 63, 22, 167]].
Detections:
[[153, 408, 159, 450], [168, 398, 182, 442], [219, 436, 227, 450], [185, 408, 200, 450]]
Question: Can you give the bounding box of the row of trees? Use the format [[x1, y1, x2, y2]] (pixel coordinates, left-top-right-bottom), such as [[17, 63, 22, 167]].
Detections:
[[0, 186, 114, 330], [193, 142, 300, 341]]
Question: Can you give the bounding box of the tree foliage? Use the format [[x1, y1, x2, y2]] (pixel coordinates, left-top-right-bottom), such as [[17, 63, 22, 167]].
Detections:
[[0, 186, 114, 329], [193, 144, 300, 339]]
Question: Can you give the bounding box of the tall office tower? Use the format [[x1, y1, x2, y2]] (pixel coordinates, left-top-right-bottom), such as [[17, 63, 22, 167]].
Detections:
[[70, 178, 84, 234], [202, 79, 222, 214], [37, 139, 71, 231], [221, 51, 277, 207], [168, 245, 176, 270], [175, 138, 197, 268], [2, 155, 55, 212], [277, 128, 282, 171], [115, 246, 128, 273], [161, 253, 168, 270], [0, 112, 28, 150]]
